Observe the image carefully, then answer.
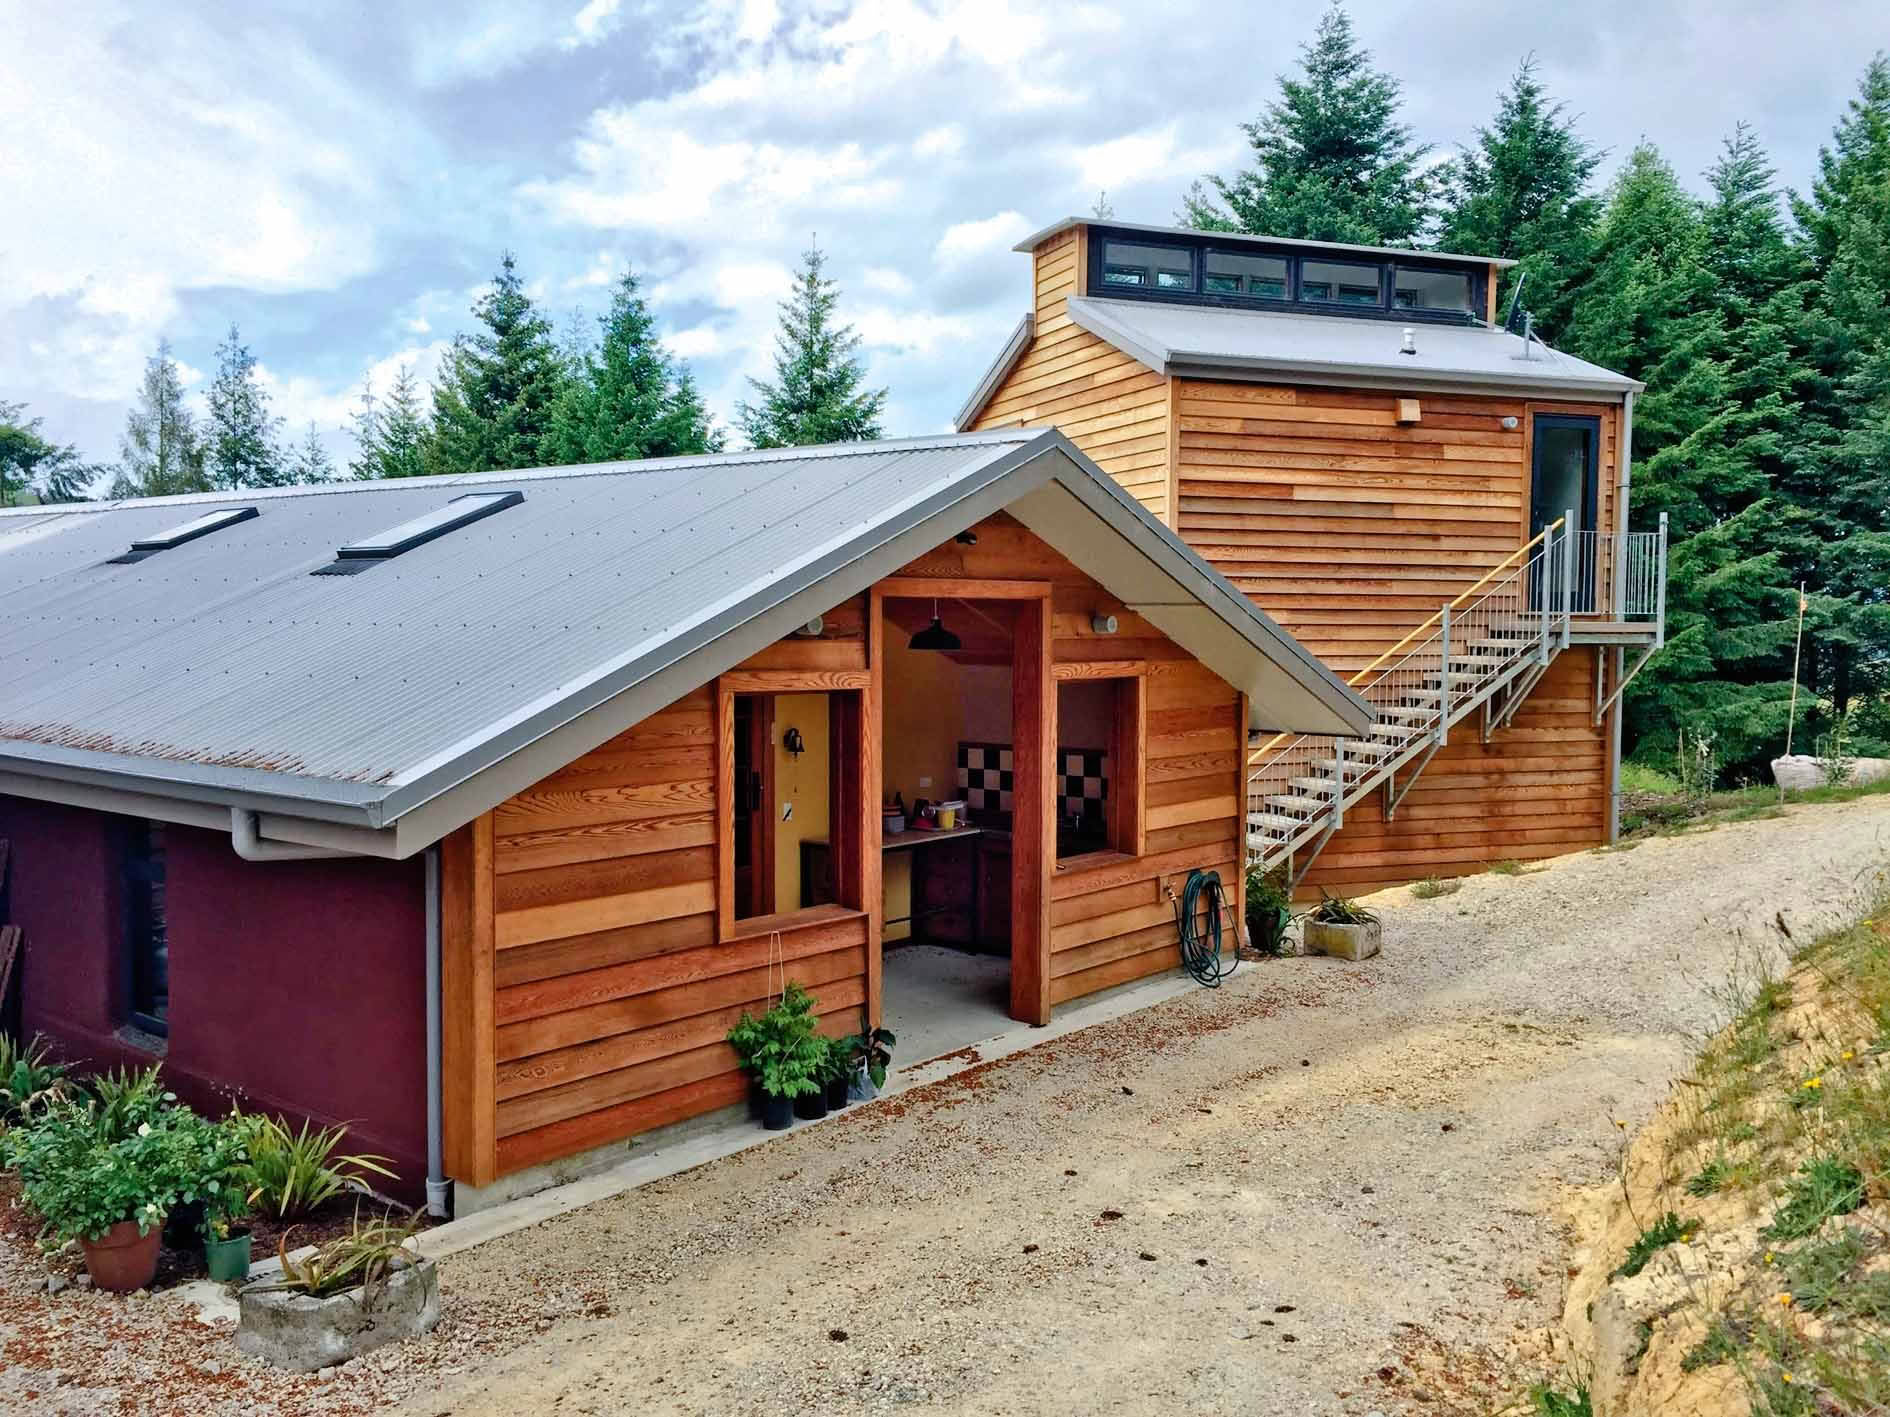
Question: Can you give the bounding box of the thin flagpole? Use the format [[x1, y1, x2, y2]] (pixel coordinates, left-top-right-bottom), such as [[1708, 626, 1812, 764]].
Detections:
[[1784, 582, 1807, 759]]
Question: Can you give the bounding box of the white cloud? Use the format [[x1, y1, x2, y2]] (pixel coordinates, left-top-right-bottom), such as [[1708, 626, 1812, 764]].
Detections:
[[934, 212, 1031, 267], [564, 0, 624, 49]]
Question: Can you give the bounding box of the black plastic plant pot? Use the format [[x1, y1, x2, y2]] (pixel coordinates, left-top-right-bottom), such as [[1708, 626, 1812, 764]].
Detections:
[[794, 1089, 828, 1122], [761, 1093, 794, 1130], [825, 1075, 850, 1110]]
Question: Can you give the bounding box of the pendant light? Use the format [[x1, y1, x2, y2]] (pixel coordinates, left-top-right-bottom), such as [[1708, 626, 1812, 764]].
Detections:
[[908, 598, 961, 652]]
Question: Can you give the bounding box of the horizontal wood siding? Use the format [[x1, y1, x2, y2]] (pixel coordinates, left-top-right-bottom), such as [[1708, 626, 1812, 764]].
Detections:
[[481, 610, 872, 1178], [970, 230, 1171, 523], [1300, 648, 1610, 894], [1174, 381, 1619, 676]]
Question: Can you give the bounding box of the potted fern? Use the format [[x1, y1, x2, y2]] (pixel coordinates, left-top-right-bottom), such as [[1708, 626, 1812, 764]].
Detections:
[[819, 1035, 852, 1112], [201, 1116, 259, 1282], [1243, 863, 1293, 957], [1302, 891, 1381, 962], [726, 983, 825, 1130]]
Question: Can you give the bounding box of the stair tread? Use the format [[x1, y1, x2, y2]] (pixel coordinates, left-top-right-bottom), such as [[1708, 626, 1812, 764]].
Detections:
[[1264, 794, 1329, 813], [1247, 811, 1307, 832]]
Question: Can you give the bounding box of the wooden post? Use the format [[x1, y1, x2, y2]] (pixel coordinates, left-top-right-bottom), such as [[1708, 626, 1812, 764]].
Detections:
[[441, 814, 497, 1188], [864, 590, 885, 1029], [1010, 593, 1054, 1026]]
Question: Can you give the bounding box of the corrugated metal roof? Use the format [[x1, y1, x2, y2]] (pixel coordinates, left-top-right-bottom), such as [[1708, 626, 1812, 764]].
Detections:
[[1066, 295, 1641, 397], [1012, 217, 1515, 269], [0, 430, 1370, 841]]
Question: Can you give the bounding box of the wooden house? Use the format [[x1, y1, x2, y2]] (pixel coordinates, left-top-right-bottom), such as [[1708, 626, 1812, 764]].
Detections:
[[958, 219, 1668, 893], [0, 432, 1367, 1209]]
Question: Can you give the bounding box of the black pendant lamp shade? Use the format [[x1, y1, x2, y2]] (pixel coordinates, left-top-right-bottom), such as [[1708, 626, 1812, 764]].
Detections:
[[908, 598, 961, 652]]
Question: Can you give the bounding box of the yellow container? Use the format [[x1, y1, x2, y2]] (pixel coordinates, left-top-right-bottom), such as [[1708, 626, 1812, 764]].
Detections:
[[935, 805, 959, 829]]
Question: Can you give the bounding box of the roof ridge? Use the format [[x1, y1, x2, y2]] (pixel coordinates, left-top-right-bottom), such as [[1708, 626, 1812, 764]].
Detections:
[[0, 429, 1045, 521]]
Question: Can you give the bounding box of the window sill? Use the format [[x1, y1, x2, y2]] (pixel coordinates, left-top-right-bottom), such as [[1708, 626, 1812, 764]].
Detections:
[[723, 902, 868, 943], [115, 1023, 168, 1057], [1055, 849, 1138, 874]]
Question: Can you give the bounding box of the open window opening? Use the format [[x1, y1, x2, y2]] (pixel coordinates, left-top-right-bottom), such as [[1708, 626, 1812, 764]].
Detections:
[[1054, 674, 1145, 863], [727, 689, 862, 926]]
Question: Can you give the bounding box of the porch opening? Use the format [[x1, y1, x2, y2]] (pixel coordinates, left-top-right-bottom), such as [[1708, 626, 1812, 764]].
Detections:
[[876, 594, 1029, 1060]]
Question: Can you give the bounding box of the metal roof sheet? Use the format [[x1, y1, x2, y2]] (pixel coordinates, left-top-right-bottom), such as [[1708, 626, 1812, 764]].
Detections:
[[1066, 295, 1642, 397], [0, 430, 1370, 842]]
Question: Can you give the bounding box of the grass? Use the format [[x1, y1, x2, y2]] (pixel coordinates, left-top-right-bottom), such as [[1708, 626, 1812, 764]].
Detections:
[[1618, 773, 1890, 839], [1487, 858, 1525, 876], [1527, 1384, 1592, 1417], [1409, 875, 1462, 900], [1762, 1157, 1867, 1242], [1611, 1211, 1693, 1280]]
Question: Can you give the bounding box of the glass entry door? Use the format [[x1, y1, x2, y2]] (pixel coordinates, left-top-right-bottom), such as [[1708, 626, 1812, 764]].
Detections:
[[1531, 414, 1600, 614]]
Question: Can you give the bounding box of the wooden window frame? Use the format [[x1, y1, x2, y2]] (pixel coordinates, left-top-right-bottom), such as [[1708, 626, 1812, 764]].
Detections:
[[1050, 661, 1146, 869], [715, 671, 869, 940]]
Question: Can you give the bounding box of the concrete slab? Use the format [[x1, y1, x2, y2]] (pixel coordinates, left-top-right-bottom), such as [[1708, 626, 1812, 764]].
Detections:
[[881, 943, 1011, 1062]]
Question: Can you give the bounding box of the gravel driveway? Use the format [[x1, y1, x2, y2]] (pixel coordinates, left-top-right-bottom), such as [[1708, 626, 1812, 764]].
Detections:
[[385, 798, 1889, 1417], [5, 799, 1886, 1417]]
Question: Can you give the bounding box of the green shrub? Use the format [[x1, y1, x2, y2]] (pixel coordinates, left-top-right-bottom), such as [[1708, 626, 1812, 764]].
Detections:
[[1409, 875, 1461, 900], [726, 983, 824, 1100], [255, 1205, 421, 1300], [86, 1064, 173, 1141], [1244, 863, 1292, 954], [233, 1110, 398, 1221], [0, 1034, 70, 1124], [1611, 1211, 1692, 1280], [1528, 1382, 1592, 1417], [1686, 1158, 1730, 1197], [4, 1096, 222, 1245], [1308, 890, 1377, 926]]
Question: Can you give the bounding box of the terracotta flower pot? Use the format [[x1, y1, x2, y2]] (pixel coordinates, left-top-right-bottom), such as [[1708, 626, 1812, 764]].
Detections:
[[80, 1217, 164, 1293]]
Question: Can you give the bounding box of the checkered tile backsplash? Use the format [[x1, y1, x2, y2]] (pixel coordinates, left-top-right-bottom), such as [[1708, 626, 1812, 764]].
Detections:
[[956, 742, 1013, 819], [956, 742, 1108, 829]]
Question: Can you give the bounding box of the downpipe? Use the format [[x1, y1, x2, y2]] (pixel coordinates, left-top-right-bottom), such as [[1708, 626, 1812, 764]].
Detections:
[[228, 806, 353, 861]]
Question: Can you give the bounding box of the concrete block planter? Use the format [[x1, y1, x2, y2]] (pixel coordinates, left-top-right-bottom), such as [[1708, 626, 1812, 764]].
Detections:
[[1304, 918, 1381, 962], [236, 1257, 439, 1372]]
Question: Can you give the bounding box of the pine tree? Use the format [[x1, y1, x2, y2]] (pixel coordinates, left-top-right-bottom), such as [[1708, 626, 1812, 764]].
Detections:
[[205, 324, 286, 489], [111, 341, 209, 498], [1784, 59, 1890, 730], [427, 253, 568, 474], [544, 269, 722, 464], [1180, 3, 1432, 245], [349, 364, 431, 481], [0, 400, 93, 506], [1436, 58, 1602, 336], [737, 243, 885, 449], [287, 423, 336, 484]]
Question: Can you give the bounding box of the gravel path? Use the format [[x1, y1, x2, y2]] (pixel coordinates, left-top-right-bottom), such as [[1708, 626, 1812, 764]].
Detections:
[[4, 798, 1887, 1416]]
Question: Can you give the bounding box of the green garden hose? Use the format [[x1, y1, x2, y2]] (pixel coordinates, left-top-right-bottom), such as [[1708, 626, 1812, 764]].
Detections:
[[1174, 867, 1240, 987]]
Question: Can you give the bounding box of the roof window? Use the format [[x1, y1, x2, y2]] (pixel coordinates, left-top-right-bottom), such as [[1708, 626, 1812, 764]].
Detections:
[[107, 505, 257, 564], [1085, 226, 1487, 326], [312, 490, 523, 576]]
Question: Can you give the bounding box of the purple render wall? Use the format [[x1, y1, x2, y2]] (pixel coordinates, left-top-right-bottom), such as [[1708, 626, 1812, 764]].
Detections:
[[0, 795, 428, 1193]]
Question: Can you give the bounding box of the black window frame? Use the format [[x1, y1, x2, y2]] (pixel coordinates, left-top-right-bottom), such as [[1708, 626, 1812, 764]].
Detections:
[[1086, 226, 1487, 327], [122, 820, 169, 1041]]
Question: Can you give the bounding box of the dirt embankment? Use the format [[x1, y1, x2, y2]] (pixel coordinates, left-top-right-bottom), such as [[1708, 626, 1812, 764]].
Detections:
[[1541, 902, 1890, 1417]]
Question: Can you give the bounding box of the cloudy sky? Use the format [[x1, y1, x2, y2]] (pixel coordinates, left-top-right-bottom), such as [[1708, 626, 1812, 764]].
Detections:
[[4, 0, 1884, 471]]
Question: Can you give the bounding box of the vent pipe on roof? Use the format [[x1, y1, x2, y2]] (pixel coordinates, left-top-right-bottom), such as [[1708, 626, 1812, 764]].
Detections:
[[1399, 327, 1417, 356]]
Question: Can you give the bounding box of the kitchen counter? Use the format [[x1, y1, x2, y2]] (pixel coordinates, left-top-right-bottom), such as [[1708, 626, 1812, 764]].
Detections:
[[881, 824, 984, 851]]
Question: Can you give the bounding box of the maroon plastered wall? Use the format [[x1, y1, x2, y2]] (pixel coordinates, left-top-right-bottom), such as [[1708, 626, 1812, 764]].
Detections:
[[0, 795, 428, 1193]]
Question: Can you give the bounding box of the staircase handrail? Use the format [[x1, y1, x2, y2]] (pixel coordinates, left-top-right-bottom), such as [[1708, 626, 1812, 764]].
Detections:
[[1247, 516, 1566, 768]]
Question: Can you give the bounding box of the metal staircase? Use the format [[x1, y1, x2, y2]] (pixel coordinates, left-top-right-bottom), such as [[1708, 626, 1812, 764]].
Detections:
[[1246, 514, 1667, 883]]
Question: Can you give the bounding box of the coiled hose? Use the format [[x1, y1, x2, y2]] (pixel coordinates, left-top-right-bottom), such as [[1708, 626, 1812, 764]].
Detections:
[[1174, 867, 1240, 987]]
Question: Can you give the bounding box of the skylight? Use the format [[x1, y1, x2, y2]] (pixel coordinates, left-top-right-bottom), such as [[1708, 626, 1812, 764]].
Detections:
[[129, 506, 258, 552], [107, 505, 257, 563], [312, 490, 523, 575]]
